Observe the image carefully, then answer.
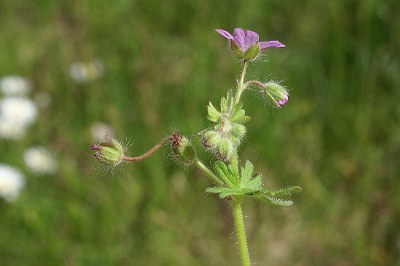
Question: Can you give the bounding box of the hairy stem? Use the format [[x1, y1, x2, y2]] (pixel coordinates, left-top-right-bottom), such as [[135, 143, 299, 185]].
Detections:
[[234, 60, 249, 105], [122, 136, 173, 162], [195, 159, 224, 186], [245, 80, 265, 90], [232, 199, 251, 266]]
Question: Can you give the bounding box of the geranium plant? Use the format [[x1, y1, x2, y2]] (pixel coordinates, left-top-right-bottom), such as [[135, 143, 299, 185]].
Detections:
[[91, 28, 301, 266]]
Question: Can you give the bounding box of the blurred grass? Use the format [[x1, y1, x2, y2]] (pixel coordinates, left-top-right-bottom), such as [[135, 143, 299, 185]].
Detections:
[[1, 0, 400, 265]]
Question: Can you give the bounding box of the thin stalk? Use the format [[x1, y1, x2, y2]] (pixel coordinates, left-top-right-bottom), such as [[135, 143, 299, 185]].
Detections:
[[232, 200, 251, 266], [234, 60, 249, 105], [245, 80, 265, 90], [122, 136, 173, 162], [195, 158, 224, 186]]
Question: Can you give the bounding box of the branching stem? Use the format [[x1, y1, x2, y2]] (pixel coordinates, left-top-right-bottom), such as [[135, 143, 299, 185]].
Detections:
[[195, 159, 224, 186]]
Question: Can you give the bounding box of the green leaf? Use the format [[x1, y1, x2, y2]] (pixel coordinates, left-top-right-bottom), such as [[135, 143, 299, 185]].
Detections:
[[213, 161, 239, 187], [259, 196, 294, 207], [230, 103, 251, 124], [207, 102, 220, 122], [267, 186, 302, 197], [247, 174, 263, 190], [205, 187, 243, 198], [240, 160, 254, 187]]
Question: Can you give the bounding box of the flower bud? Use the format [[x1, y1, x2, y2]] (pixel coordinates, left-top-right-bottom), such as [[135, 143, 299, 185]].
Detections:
[[217, 138, 235, 161], [201, 130, 222, 149], [91, 137, 125, 166], [171, 133, 196, 164], [230, 124, 247, 146], [263, 82, 289, 108]]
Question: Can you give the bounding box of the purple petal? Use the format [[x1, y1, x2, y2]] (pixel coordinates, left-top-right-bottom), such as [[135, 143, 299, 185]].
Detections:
[[259, 40, 285, 51], [91, 144, 101, 151], [233, 28, 246, 50], [278, 95, 289, 106], [244, 30, 259, 47], [215, 29, 234, 40]]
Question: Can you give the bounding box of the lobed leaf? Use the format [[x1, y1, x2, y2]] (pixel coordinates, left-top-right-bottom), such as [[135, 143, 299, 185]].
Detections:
[[267, 186, 302, 197], [207, 102, 221, 122], [213, 161, 239, 187], [260, 196, 294, 207]]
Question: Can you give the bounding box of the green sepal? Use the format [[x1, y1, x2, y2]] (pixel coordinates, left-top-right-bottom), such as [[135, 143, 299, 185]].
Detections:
[[230, 40, 245, 59], [244, 43, 260, 60]]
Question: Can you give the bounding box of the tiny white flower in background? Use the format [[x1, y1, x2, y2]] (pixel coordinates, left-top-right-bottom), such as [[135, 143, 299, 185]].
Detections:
[[0, 97, 38, 126], [0, 75, 31, 96], [23, 146, 57, 175], [90, 122, 114, 142], [0, 164, 25, 202], [69, 59, 104, 83], [0, 118, 27, 140], [0, 97, 38, 140]]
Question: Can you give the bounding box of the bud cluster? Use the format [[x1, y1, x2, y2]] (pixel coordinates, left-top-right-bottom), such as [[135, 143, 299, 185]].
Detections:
[[200, 91, 250, 161]]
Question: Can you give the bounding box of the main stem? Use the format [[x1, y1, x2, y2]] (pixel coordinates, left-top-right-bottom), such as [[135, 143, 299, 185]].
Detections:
[[234, 60, 249, 105], [232, 60, 251, 266], [232, 199, 251, 266]]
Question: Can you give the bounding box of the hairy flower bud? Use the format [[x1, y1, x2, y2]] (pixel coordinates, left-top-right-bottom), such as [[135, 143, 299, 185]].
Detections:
[[263, 82, 289, 108], [230, 123, 247, 146], [201, 130, 222, 149], [91, 137, 125, 166], [217, 138, 234, 161], [171, 133, 196, 164]]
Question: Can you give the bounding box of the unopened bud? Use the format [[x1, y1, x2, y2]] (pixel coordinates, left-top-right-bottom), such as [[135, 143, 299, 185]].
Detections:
[[263, 82, 289, 108], [201, 130, 222, 149], [91, 136, 125, 166], [171, 133, 196, 164], [217, 138, 234, 161], [230, 124, 247, 146]]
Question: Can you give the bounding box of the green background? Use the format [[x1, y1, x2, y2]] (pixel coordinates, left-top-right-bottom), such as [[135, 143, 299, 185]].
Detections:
[[1, 0, 399, 265]]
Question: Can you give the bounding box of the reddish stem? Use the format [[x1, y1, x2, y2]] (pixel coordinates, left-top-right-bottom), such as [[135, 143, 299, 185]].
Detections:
[[121, 135, 173, 162]]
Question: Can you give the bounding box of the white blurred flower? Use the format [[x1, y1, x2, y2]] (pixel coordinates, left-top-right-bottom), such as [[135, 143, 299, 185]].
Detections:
[[0, 164, 25, 202], [0, 97, 38, 126], [90, 122, 114, 142], [0, 97, 38, 140], [69, 59, 104, 83], [0, 118, 26, 140], [0, 75, 31, 96], [23, 146, 57, 175]]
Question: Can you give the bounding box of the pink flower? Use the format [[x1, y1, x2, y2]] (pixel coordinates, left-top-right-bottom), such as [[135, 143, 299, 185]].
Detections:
[[216, 28, 285, 59]]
